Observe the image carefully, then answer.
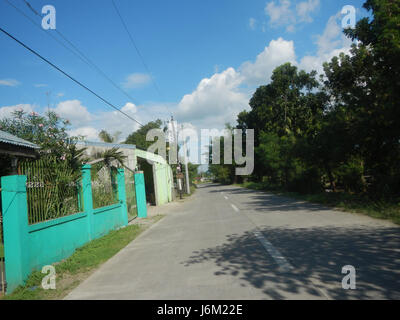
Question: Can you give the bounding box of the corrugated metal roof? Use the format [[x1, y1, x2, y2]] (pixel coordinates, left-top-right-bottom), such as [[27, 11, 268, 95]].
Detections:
[[76, 140, 136, 149], [0, 130, 40, 149]]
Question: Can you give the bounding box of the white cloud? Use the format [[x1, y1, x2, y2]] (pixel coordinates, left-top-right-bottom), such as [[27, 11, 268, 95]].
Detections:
[[68, 127, 100, 141], [121, 102, 137, 114], [53, 100, 92, 126], [249, 18, 257, 30], [0, 104, 34, 119], [0, 14, 353, 144], [296, 0, 320, 23], [93, 102, 144, 141], [175, 68, 249, 128], [264, 0, 319, 31], [34, 84, 48, 88], [286, 24, 296, 33], [0, 79, 20, 87], [173, 38, 297, 128], [265, 0, 294, 25], [299, 13, 353, 75], [173, 12, 353, 129], [122, 73, 151, 89], [66, 102, 139, 142], [240, 38, 297, 86]]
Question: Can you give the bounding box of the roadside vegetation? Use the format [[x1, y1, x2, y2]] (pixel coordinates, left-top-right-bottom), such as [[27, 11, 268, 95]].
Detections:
[[183, 185, 196, 198], [238, 181, 400, 224], [210, 0, 399, 223], [1, 215, 164, 300]]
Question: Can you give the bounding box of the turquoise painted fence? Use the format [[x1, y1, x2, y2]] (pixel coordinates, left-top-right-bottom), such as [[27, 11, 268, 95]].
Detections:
[[0, 164, 130, 294]]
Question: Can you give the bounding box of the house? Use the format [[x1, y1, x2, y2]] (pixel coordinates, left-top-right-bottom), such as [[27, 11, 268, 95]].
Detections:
[[76, 141, 175, 206], [0, 130, 40, 175]]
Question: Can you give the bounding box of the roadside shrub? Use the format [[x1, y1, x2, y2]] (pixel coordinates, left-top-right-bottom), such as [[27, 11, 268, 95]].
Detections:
[[288, 167, 323, 194], [337, 159, 365, 193]]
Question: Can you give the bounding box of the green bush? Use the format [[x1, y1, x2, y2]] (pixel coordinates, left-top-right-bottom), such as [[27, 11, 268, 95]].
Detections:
[[287, 167, 323, 194], [337, 159, 365, 193]]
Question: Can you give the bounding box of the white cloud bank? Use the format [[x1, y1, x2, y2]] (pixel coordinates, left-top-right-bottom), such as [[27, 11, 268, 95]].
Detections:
[[0, 12, 353, 143], [174, 12, 352, 130]]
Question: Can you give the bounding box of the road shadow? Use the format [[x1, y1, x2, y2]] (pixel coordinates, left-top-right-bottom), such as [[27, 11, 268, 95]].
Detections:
[[206, 185, 335, 212], [182, 226, 400, 299], [239, 193, 335, 212]]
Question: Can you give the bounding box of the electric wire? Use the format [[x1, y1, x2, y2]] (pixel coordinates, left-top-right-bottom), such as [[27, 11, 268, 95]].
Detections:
[[0, 26, 144, 127]]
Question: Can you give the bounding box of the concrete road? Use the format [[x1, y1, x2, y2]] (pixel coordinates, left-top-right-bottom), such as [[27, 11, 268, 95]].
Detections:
[[65, 184, 400, 300]]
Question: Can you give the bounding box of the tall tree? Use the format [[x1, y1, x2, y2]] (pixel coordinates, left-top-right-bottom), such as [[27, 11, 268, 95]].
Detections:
[[322, 0, 400, 195], [237, 63, 324, 181], [125, 119, 163, 150]]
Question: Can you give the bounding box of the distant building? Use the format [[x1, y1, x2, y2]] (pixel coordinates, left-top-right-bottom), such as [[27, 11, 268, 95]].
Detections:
[[0, 130, 40, 175], [76, 141, 174, 206]]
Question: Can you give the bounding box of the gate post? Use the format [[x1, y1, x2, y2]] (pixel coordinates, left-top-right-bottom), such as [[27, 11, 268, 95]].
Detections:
[[1, 175, 30, 293], [116, 168, 128, 226], [81, 164, 94, 240], [134, 171, 147, 218]]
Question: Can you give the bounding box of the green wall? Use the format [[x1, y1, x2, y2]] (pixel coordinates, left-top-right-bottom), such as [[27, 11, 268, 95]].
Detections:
[[1, 165, 129, 293]]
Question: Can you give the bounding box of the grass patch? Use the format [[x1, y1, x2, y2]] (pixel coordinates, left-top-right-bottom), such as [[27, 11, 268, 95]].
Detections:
[[182, 185, 196, 198], [2, 215, 164, 300], [238, 182, 400, 225]]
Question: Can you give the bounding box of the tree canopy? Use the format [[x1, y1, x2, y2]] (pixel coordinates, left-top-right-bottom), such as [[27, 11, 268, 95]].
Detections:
[[124, 119, 163, 150], [214, 0, 399, 199]]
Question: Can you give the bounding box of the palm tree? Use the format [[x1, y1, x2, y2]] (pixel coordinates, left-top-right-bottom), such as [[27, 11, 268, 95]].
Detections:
[[98, 130, 121, 143]]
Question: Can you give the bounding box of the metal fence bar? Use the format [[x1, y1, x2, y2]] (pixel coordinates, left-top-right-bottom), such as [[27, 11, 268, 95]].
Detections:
[[91, 163, 119, 209], [20, 157, 82, 225]]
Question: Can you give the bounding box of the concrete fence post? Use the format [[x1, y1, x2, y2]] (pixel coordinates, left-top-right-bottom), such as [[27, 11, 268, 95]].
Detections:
[[1, 175, 30, 293], [81, 164, 94, 240], [134, 171, 147, 218], [116, 168, 128, 226]]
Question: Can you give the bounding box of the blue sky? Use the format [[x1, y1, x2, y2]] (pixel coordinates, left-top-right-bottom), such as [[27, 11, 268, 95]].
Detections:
[[0, 0, 368, 147]]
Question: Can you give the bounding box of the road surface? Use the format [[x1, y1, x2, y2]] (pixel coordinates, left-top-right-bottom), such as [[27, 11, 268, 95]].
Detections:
[[65, 184, 400, 300]]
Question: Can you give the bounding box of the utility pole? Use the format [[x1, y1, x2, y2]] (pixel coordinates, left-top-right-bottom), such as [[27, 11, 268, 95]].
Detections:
[[171, 117, 183, 199], [170, 116, 178, 164], [182, 124, 191, 195]]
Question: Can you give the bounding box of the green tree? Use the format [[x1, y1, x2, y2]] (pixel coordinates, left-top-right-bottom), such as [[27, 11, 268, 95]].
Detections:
[[322, 0, 400, 196], [125, 119, 163, 150], [237, 63, 324, 182], [0, 109, 85, 172]]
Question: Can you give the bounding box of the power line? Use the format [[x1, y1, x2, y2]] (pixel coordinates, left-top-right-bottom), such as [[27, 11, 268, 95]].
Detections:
[[22, 0, 39, 16], [9, 0, 142, 106], [0, 26, 144, 127], [111, 0, 167, 105]]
